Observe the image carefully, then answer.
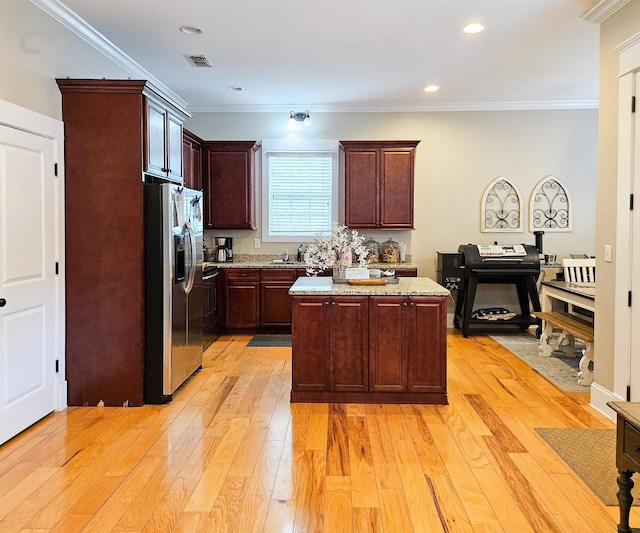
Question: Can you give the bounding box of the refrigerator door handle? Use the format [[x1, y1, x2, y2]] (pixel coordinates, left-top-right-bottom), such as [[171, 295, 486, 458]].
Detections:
[[184, 221, 197, 294]]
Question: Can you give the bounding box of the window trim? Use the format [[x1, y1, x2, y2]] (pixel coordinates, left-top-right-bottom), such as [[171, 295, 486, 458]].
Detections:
[[261, 139, 339, 243]]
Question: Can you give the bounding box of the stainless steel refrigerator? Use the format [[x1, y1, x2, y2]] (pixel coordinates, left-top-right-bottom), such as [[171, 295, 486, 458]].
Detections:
[[144, 182, 204, 403]]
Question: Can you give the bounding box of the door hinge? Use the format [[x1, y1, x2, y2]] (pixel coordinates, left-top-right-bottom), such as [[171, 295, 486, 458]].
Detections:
[[55, 360, 59, 373], [55, 262, 59, 275], [629, 290, 633, 307], [633, 96, 636, 113], [54, 163, 58, 176], [631, 194, 635, 210], [628, 385, 632, 401]]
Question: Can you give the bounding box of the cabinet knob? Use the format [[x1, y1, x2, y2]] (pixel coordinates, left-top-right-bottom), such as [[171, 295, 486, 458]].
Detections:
[[634, 444, 640, 454], [332, 301, 336, 306], [403, 302, 408, 307], [324, 301, 329, 306]]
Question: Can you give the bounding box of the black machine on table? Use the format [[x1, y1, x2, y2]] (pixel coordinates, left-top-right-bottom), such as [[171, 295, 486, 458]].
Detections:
[[453, 244, 542, 338]]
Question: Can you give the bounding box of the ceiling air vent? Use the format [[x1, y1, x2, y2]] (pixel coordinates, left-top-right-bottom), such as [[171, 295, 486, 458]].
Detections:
[[185, 55, 212, 68]]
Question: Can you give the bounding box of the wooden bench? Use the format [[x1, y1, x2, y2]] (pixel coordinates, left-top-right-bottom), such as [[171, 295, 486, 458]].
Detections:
[[532, 311, 595, 386]]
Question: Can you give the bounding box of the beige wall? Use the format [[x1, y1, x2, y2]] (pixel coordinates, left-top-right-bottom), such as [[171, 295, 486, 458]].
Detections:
[[187, 110, 597, 301], [0, 0, 130, 120], [595, 0, 640, 393]]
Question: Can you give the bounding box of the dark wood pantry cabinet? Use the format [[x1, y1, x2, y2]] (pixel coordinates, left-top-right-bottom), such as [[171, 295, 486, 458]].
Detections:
[[57, 79, 189, 406], [203, 141, 261, 229], [340, 140, 420, 229]]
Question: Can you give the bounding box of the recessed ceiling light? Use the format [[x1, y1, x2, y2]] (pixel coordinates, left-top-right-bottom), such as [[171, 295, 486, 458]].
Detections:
[[179, 25, 203, 35], [463, 23, 484, 34], [227, 86, 243, 92], [424, 85, 440, 93]]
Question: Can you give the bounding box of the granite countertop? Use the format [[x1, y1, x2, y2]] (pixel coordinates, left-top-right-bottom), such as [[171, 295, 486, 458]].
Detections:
[[288, 276, 449, 297], [203, 260, 419, 270]]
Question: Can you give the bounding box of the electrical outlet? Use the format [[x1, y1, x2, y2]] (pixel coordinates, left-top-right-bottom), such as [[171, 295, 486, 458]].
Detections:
[[604, 244, 612, 262], [254, 238, 261, 249]]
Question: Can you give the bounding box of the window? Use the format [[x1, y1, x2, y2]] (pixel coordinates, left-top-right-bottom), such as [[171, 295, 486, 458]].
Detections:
[[261, 140, 338, 242]]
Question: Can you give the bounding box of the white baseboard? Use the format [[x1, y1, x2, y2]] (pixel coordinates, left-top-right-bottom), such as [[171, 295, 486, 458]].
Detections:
[[589, 382, 623, 423], [56, 380, 68, 411]]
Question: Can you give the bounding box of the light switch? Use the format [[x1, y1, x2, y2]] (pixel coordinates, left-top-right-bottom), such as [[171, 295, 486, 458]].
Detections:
[[604, 244, 612, 263]]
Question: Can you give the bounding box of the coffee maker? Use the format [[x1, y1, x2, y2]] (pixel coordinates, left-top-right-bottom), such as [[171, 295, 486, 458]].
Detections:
[[215, 237, 233, 262]]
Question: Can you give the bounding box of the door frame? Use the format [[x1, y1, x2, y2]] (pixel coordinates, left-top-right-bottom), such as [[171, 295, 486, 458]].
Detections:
[[0, 99, 67, 411]]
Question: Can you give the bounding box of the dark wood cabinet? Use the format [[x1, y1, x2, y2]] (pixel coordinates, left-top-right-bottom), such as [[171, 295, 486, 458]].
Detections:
[[222, 269, 260, 328], [291, 296, 368, 394], [260, 269, 297, 327], [183, 129, 203, 190], [56, 79, 188, 406], [203, 141, 260, 229], [340, 141, 420, 229], [145, 96, 184, 182], [395, 268, 418, 277], [369, 296, 446, 394], [292, 292, 447, 403]]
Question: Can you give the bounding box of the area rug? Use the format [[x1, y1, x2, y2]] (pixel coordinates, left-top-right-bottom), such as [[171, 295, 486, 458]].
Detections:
[[489, 332, 589, 393], [535, 427, 639, 506], [246, 335, 292, 347]]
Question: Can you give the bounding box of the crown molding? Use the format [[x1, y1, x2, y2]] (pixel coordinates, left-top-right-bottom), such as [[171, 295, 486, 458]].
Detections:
[[187, 100, 599, 114], [583, 0, 631, 23], [29, 0, 190, 115]]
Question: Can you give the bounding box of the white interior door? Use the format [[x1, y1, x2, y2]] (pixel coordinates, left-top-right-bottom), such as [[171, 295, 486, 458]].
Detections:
[[0, 123, 57, 444]]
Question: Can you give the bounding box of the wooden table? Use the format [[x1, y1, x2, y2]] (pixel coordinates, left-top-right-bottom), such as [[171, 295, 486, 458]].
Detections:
[[539, 280, 595, 385], [608, 401, 640, 533]]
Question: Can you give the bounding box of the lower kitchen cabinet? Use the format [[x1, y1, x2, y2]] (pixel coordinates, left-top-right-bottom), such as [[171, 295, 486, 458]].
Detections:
[[260, 269, 298, 327], [222, 269, 260, 328], [291, 296, 368, 393], [291, 293, 447, 403], [369, 296, 446, 394]]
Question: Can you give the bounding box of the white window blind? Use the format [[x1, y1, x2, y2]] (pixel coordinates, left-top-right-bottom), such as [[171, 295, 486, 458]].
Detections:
[[267, 151, 334, 237]]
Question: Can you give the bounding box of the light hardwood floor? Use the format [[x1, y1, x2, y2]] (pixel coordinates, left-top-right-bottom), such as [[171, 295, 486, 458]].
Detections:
[[0, 331, 632, 532]]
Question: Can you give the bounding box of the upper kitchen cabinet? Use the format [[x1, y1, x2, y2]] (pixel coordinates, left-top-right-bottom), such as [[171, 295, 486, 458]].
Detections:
[[203, 141, 261, 229], [145, 95, 186, 182], [340, 140, 420, 229], [183, 129, 203, 190]]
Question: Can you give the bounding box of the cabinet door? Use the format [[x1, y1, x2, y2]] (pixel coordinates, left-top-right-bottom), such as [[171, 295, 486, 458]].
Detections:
[[183, 138, 202, 190], [407, 297, 447, 393], [344, 148, 379, 229], [380, 148, 414, 228], [369, 297, 407, 391], [203, 142, 259, 229], [329, 297, 369, 391], [225, 283, 259, 328], [260, 283, 294, 326], [167, 112, 183, 182], [146, 99, 167, 177], [292, 297, 329, 391]]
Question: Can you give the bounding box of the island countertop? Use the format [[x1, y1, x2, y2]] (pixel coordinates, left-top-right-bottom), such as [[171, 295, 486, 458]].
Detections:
[[289, 276, 449, 297]]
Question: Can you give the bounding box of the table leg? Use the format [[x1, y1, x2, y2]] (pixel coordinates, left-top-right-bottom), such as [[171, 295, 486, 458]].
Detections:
[[617, 470, 634, 533], [578, 342, 594, 386]]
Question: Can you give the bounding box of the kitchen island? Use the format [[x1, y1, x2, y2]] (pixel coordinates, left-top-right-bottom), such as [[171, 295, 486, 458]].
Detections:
[[289, 277, 449, 404]]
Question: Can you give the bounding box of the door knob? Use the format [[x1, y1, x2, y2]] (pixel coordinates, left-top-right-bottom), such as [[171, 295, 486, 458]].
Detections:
[[0, 298, 6, 307]]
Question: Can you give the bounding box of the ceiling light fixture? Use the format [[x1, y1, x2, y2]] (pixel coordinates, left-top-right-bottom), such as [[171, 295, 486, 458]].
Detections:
[[424, 85, 440, 93], [287, 110, 311, 130], [463, 22, 484, 34], [179, 25, 203, 35]]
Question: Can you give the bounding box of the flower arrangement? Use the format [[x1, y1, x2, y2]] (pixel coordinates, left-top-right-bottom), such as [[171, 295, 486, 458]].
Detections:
[[305, 222, 368, 276]]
